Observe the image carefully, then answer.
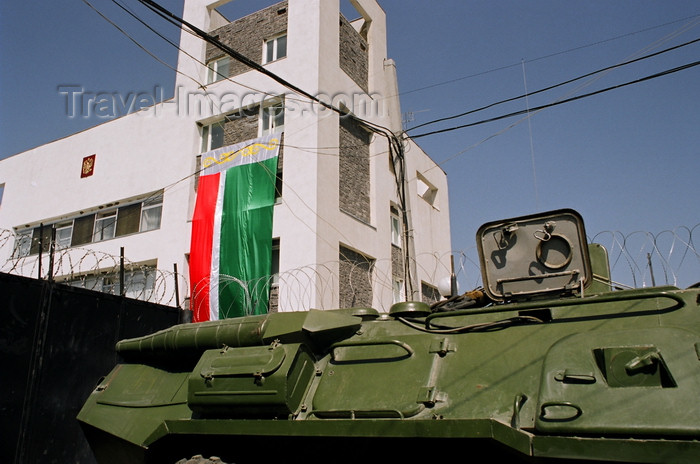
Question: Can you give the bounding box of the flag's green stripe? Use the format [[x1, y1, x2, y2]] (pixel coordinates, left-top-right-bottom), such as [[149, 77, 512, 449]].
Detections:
[[218, 157, 278, 318]]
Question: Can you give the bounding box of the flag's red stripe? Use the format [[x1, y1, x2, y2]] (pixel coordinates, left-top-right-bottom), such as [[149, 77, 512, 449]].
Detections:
[[189, 172, 221, 322]]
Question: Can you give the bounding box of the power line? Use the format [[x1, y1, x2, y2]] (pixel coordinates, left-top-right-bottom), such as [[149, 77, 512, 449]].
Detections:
[[396, 13, 700, 99], [410, 59, 700, 139], [75, 0, 418, 297], [80, 0, 201, 89], [406, 36, 700, 133], [135, 0, 419, 298], [74, 3, 391, 249]]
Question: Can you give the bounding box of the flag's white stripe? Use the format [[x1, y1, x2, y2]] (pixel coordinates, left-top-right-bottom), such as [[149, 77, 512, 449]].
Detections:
[[200, 132, 282, 177], [209, 173, 226, 321]]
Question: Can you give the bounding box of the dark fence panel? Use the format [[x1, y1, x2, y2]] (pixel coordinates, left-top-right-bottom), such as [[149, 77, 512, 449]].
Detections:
[[0, 273, 180, 463]]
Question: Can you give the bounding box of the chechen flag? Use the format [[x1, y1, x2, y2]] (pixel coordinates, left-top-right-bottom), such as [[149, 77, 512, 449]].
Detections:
[[189, 133, 280, 322]]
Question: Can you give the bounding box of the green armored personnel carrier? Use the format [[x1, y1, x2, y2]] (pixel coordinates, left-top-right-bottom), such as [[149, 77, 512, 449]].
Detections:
[[78, 209, 700, 463]]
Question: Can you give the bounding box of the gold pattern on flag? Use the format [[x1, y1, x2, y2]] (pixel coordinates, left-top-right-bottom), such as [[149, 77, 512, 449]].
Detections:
[[202, 138, 280, 169]]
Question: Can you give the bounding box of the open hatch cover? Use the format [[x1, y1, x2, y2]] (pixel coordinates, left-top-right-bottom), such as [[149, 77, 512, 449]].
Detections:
[[476, 209, 592, 301]]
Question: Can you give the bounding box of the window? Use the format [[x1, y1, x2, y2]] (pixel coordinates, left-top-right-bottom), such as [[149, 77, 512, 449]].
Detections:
[[206, 56, 230, 84], [201, 120, 225, 152], [416, 172, 438, 207], [263, 34, 287, 64], [12, 193, 164, 256], [201, 100, 284, 152], [390, 206, 402, 247], [55, 222, 73, 249], [115, 203, 141, 237], [274, 168, 283, 203], [101, 275, 119, 295], [65, 265, 157, 301], [267, 239, 280, 312], [271, 238, 280, 284], [260, 100, 285, 136], [13, 230, 32, 259], [72, 215, 95, 246], [123, 267, 157, 300], [30, 226, 51, 255], [140, 194, 163, 231], [93, 211, 116, 242], [393, 278, 404, 304]]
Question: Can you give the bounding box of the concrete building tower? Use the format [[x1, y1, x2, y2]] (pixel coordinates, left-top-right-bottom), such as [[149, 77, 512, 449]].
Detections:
[[0, 0, 452, 314]]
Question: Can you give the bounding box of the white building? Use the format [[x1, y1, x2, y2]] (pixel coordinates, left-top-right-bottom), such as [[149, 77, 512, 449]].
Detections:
[[0, 0, 451, 313]]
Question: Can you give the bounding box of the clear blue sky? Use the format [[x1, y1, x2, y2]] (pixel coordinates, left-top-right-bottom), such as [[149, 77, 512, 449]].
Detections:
[[1, 1, 698, 286]]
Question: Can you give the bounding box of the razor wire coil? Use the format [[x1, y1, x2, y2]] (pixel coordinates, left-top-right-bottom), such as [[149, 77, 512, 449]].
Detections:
[[1, 225, 697, 312]]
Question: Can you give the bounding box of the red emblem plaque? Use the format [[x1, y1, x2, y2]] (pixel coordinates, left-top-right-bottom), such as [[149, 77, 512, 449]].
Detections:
[[81, 154, 96, 178]]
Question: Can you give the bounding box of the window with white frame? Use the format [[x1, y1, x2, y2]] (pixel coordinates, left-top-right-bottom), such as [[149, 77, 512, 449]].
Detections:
[[123, 266, 157, 301], [206, 56, 230, 84], [55, 222, 73, 249], [260, 100, 285, 136], [140, 194, 163, 232], [65, 265, 157, 301], [201, 120, 226, 152], [13, 230, 32, 258], [263, 33, 287, 64], [101, 275, 119, 295], [12, 193, 164, 256], [393, 278, 404, 304], [390, 205, 402, 247], [93, 211, 117, 242]]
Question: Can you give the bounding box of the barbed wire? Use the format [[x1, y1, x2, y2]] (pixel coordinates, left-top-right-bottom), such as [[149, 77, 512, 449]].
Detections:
[[1, 225, 698, 312], [0, 229, 186, 306], [589, 225, 700, 289]]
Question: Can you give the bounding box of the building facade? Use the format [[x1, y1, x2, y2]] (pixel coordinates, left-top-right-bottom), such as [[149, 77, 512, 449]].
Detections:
[[0, 0, 452, 313]]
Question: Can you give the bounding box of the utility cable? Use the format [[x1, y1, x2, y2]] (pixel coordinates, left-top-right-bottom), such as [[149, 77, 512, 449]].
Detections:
[[406, 36, 700, 133], [78, 1, 371, 247], [414, 18, 700, 176], [134, 0, 406, 166], [410, 59, 700, 139], [138, 0, 355, 119], [80, 0, 202, 89], [138, 0, 418, 296], [396, 13, 700, 99], [108, 0, 310, 107]]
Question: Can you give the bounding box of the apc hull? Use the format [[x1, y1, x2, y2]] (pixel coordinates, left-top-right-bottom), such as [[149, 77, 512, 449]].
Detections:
[[78, 210, 700, 463], [78, 287, 700, 463]]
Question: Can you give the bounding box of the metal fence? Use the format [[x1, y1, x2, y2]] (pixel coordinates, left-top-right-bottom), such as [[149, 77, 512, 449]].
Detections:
[[2, 224, 698, 312]]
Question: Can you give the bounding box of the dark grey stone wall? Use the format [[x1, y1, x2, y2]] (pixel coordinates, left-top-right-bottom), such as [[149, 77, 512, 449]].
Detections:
[[339, 245, 374, 308], [222, 107, 259, 145], [207, 1, 289, 77], [339, 15, 368, 92], [209, 2, 367, 92], [391, 244, 404, 279], [221, 107, 284, 168], [339, 116, 370, 223], [421, 281, 440, 305], [269, 285, 279, 312]]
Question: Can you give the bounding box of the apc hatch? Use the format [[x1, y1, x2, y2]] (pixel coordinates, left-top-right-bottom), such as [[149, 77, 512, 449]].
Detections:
[[477, 209, 592, 301]]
